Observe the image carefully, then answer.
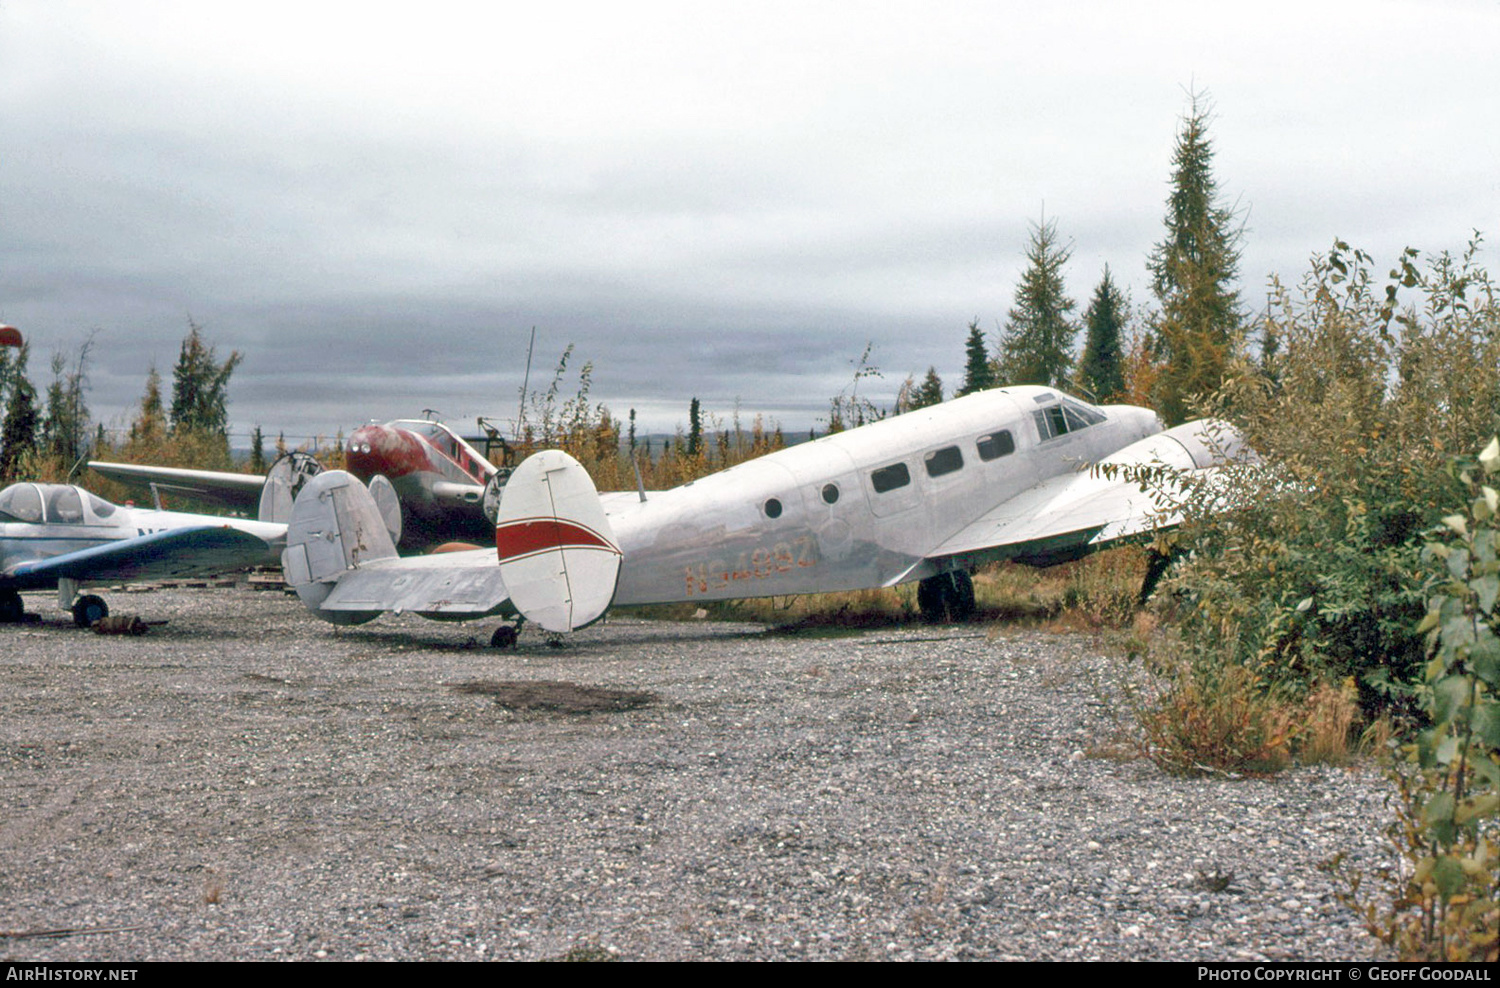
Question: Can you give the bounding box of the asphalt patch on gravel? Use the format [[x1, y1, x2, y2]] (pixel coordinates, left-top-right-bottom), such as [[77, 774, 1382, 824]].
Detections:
[[450, 679, 658, 713]]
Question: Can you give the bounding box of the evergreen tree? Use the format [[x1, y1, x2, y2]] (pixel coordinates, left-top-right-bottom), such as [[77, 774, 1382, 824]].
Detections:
[[40, 338, 94, 465], [1076, 266, 1128, 402], [910, 367, 945, 409], [170, 320, 243, 438], [1147, 92, 1245, 425], [125, 365, 168, 453], [997, 218, 1077, 389], [0, 343, 39, 481], [687, 398, 702, 456], [249, 425, 267, 474], [956, 319, 995, 396]]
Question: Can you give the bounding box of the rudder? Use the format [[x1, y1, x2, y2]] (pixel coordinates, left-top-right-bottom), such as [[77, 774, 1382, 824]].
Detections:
[[495, 450, 622, 633]]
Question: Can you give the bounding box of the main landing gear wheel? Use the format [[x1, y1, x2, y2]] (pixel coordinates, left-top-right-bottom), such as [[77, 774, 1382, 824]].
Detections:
[[916, 571, 976, 624], [0, 588, 23, 623], [490, 624, 520, 649], [72, 594, 108, 628]]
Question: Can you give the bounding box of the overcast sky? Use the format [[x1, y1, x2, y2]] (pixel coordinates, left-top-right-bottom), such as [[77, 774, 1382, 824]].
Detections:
[[2, 0, 1497, 447]]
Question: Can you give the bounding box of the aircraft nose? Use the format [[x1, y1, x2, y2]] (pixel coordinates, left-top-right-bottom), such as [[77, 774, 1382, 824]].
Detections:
[[346, 425, 392, 479]]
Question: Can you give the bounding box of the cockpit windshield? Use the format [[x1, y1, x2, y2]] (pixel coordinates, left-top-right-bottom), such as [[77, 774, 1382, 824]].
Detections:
[[393, 420, 491, 483], [0, 483, 106, 524], [0, 483, 43, 523]]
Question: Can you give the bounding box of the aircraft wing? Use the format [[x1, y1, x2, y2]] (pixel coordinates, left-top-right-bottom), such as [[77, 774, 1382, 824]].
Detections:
[[314, 550, 513, 617], [7, 526, 279, 589], [929, 419, 1240, 567], [86, 461, 265, 513]]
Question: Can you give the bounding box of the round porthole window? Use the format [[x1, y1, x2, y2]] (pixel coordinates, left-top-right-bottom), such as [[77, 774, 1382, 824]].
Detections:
[[764, 498, 783, 519], [821, 483, 839, 504]]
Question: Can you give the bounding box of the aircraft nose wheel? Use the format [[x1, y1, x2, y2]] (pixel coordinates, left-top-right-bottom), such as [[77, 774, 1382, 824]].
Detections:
[[916, 571, 976, 624], [71, 594, 109, 628], [0, 588, 24, 623]]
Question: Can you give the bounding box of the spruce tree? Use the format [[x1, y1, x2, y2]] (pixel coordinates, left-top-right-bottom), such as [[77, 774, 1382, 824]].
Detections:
[[997, 218, 1077, 389], [911, 367, 945, 409], [1077, 266, 1128, 402], [0, 343, 39, 481], [1147, 92, 1245, 425], [686, 398, 702, 456], [249, 425, 267, 474], [170, 320, 243, 438], [40, 339, 93, 465], [956, 320, 995, 396]]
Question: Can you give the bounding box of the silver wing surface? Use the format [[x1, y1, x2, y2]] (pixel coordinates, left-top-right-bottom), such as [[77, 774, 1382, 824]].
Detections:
[[929, 419, 1241, 567], [6, 526, 279, 589], [87, 461, 265, 513]]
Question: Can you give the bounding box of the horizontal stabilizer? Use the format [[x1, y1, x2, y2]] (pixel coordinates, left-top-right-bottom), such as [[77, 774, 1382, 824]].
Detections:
[[319, 550, 511, 617]]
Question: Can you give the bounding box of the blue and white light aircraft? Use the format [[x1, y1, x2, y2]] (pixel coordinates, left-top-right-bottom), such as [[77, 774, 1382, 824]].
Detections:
[[0, 482, 287, 626]]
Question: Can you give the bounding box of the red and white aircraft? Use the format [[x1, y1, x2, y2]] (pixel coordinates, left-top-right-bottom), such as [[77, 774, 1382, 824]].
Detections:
[[277, 386, 1242, 644], [89, 418, 502, 553]]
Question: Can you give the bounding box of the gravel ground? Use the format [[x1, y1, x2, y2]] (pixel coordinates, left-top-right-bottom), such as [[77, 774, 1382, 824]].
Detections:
[[0, 585, 1397, 962]]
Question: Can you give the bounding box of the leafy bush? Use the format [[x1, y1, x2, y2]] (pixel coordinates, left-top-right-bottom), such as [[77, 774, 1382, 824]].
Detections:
[[1326, 437, 1500, 961], [1159, 238, 1500, 715]]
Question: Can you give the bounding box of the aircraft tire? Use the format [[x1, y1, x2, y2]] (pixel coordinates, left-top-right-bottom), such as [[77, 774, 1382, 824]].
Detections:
[[490, 625, 519, 650], [0, 588, 23, 623], [916, 576, 947, 624], [72, 594, 108, 628], [917, 572, 977, 624], [946, 571, 977, 622]]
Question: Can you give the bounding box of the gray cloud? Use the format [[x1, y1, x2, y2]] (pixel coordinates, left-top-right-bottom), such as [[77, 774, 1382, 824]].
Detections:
[[2, 1, 1496, 446]]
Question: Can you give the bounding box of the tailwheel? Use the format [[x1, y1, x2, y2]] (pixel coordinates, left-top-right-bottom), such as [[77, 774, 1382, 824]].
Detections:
[[72, 594, 109, 628], [0, 588, 23, 623]]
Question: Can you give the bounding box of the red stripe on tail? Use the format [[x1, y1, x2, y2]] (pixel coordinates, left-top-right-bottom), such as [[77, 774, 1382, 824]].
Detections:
[[495, 518, 619, 563]]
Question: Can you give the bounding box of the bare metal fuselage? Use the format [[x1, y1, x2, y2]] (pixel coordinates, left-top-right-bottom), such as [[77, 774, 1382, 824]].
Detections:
[[603, 388, 1160, 607]]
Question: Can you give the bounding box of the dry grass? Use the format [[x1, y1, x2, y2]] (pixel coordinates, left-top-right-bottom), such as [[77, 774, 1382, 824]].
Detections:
[[1116, 636, 1370, 776], [619, 547, 1152, 634]]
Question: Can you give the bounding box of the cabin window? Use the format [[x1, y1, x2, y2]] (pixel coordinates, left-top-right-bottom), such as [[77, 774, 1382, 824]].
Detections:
[[46, 487, 84, 524], [870, 462, 911, 494], [0, 484, 43, 523], [763, 498, 783, 519], [924, 445, 964, 478], [821, 483, 840, 505], [1063, 399, 1106, 428], [1035, 399, 1107, 440], [977, 430, 1015, 461], [1033, 406, 1069, 440], [85, 493, 116, 519]]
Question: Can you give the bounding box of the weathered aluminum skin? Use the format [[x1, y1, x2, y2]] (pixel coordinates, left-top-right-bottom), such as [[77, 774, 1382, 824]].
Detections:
[[603, 387, 1160, 606], [289, 386, 1203, 631]]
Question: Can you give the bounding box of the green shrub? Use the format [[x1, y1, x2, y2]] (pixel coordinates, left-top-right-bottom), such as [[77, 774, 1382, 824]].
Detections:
[[1158, 238, 1500, 713], [1326, 437, 1500, 962]]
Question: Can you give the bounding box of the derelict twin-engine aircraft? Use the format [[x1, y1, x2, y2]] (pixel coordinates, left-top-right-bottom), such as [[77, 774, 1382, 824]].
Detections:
[[0, 482, 290, 626], [277, 385, 1241, 645], [88, 417, 502, 552]]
